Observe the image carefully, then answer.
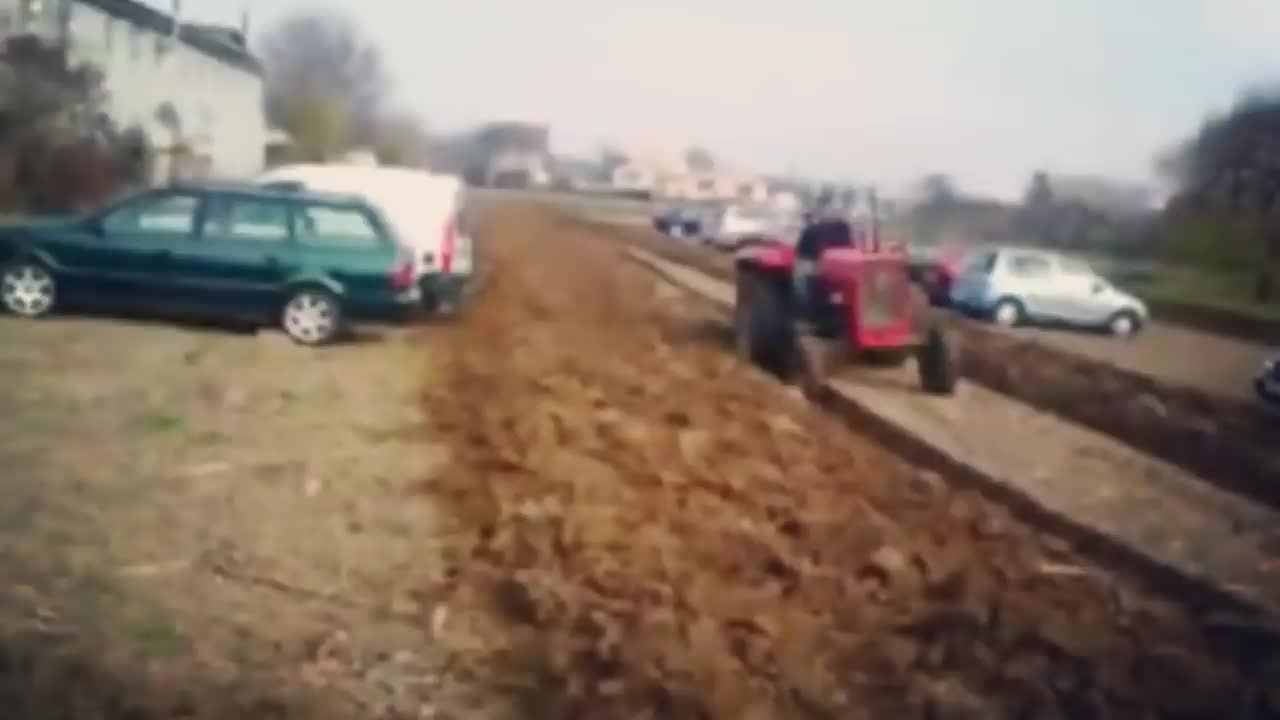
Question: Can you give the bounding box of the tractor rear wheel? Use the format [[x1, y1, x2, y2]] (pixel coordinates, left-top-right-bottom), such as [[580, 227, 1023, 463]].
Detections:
[[735, 271, 794, 378], [916, 325, 959, 395]]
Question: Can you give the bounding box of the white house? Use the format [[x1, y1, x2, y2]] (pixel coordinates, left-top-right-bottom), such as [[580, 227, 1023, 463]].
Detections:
[[604, 143, 772, 203], [1, 0, 268, 181], [610, 162, 657, 196]]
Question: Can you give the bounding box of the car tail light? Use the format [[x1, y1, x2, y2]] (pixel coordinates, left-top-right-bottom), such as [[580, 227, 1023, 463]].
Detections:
[[441, 216, 457, 275], [389, 256, 415, 290]]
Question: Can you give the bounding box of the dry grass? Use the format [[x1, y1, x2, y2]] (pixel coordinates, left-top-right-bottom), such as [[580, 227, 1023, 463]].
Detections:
[[0, 314, 453, 718]]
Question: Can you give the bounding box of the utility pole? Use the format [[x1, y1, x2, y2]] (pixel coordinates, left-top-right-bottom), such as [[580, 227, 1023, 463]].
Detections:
[[240, 1, 252, 42]]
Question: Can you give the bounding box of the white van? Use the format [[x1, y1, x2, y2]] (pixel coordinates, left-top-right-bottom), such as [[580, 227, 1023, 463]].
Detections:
[[257, 164, 473, 312]]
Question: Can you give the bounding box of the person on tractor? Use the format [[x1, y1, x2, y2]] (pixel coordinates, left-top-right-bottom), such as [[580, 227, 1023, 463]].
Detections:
[[791, 211, 855, 334]]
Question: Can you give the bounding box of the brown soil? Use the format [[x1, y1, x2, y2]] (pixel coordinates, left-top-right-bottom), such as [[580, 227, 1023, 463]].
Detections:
[[416, 204, 1280, 719], [605, 220, 1280, 511]]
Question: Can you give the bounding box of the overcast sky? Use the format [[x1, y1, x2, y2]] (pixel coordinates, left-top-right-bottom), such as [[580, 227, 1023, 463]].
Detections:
[[170, 0, 1280, 199]]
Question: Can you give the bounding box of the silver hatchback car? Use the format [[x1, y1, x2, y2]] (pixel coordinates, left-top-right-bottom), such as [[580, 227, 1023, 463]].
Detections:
[[949, 247, 1148, 337]]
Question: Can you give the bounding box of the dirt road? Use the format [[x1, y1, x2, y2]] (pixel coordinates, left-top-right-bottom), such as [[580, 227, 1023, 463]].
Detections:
[[1009, 319, 1269, 401], [416, 204, 1280, 719], [632, 244, 1280, 616]]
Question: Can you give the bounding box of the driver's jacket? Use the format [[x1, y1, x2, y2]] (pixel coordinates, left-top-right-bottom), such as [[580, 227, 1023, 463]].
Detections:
[[792, 219, 854, 315]]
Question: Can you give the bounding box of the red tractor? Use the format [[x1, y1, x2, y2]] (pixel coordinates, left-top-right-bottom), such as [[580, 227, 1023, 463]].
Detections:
[[733, 217, 959, 395]]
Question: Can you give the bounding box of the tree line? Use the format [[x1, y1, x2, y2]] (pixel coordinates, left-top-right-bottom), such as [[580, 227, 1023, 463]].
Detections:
[[910, 90, 1280, 302], [260, 10, 429, 167]]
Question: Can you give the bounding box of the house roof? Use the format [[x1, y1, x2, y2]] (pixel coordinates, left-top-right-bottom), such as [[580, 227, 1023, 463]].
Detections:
[[77, 0, 262, 75]]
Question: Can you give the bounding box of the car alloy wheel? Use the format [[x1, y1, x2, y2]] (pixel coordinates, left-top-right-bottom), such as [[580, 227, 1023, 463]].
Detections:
[[1, 262, 56, 318], [1109, 312, 1136, 338], [992, 299, 1021, 327], [282, 289, 341, 346]]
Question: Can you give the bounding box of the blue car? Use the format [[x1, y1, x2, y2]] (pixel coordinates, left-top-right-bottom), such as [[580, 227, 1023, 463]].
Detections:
[[653, 206, 704, 239]]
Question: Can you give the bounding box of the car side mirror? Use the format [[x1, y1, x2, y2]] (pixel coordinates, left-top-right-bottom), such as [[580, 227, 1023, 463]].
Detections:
[[85, 218, 105, 236], [1091, 281, 1106, 294]]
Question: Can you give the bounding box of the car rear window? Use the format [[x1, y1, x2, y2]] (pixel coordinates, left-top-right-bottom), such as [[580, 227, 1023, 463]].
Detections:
[[295, 205, 383, 249]]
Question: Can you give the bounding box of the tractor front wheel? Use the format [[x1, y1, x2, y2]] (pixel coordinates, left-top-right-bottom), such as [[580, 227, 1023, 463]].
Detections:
[[916, 325, 960, 395], [735, 271, 794, 378]]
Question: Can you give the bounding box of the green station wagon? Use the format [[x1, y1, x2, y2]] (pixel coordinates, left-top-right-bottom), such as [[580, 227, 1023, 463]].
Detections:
[[0, 183, 421, 345]]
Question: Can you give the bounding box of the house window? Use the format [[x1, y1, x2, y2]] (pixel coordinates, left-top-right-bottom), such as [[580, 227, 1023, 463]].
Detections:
[[129, 26, 141, 61], [103, 16, 114, 52]]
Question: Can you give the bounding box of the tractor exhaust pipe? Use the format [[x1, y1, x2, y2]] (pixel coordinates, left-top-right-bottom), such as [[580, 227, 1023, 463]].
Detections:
[[869, 187, 880, 253]]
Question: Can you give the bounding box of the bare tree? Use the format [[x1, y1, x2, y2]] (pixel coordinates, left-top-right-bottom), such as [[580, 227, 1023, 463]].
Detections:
[[1024, 170, 1053, 207], [374, 111, 429, 167], [684, 146, 715, 173], [0, 34, 142, 209], [919, 173, 959, 208], [258, 10, 389, 160], [0, 34, 107, 145]]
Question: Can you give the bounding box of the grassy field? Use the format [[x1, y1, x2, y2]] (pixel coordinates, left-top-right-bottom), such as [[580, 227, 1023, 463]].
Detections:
[[1128, 266, 1280, 321], [0, 313, 459, 718], [1086, 213, 1280, 324]]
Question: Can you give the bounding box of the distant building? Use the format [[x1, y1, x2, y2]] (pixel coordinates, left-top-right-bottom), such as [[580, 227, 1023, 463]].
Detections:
[[1, 0, 268, 181], [603, 143, 770, 203], [550, 156, 604, 191], [472, 121, 552, 187], [610, 162, 657, 196], [658, 172, 767, 203], [488, 148, 550, 187]]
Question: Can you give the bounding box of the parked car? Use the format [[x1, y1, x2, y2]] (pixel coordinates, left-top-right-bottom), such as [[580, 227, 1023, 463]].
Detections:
[[907, 242, 969, 306], [1255, 354, 1280, 408], [257, 164, 473, 313], [949, 246, 1148, 337], [704, 203, 784, 251], [653, 205, 703, 239], [0, 182, 421, 345]]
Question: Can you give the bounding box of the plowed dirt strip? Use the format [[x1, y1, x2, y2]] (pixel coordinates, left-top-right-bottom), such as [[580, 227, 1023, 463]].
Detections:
[[600, 221, 1280, 511], [418, 204, 1279, 720]]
